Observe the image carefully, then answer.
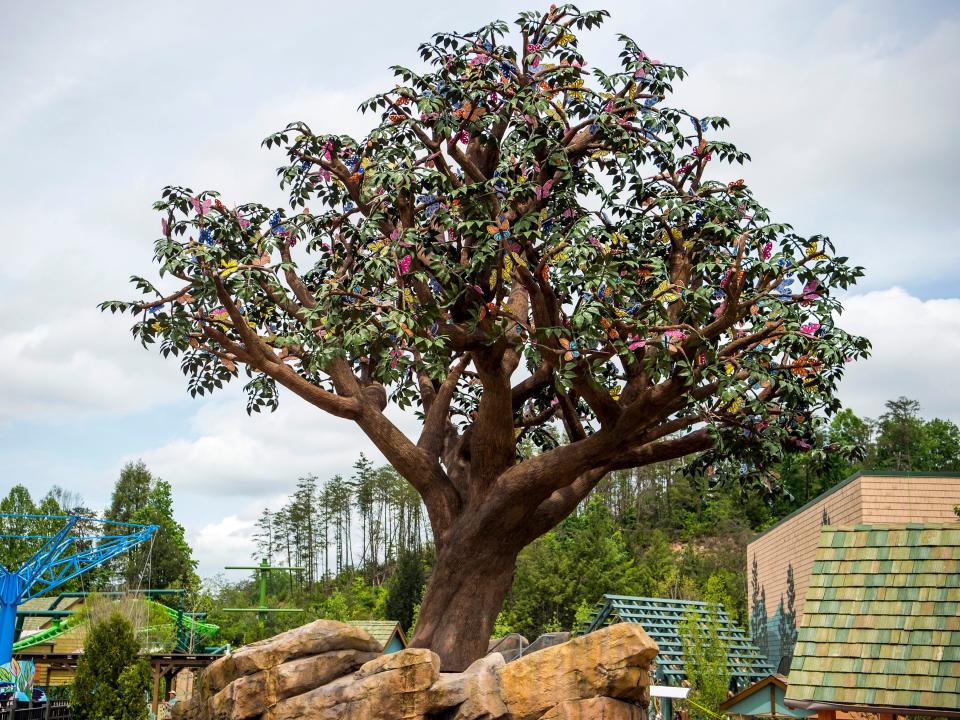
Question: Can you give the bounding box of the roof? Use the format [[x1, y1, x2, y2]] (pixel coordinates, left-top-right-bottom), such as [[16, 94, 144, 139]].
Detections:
[[579, 595, 773, 686], [720, 674, 812, 718], [752, 471, 960, 542], [346, 620, 406, 649], [785, 523, 960, 714]]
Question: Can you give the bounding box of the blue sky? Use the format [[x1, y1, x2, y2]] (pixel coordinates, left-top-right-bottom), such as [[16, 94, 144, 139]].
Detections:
[[2, 1, 959, 576]]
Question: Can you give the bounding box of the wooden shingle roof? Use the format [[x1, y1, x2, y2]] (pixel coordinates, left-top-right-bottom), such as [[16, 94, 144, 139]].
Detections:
[[785, 523, 960, 714]]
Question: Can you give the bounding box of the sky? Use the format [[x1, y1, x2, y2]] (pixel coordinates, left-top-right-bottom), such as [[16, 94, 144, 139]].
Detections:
[[2, 0, 959, 577]]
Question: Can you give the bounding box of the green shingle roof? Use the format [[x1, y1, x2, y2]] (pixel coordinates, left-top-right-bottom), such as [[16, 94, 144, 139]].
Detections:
[[346, 620, 405, 649], [579, 594, 773, 688], [785, 523, 960, 713]]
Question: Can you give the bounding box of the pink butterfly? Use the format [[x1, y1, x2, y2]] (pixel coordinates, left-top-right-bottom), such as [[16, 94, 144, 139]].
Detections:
[[399, 255, 412, 274], [535, 179, 554, 200], [236, 211, 251, 230], [627, 335, 645, 351], [800, 323, 820, 337], [801, 280, 820, 302], [761, 241, 772, 260], [161, 218, 170, 237], [322, 142, 333, 161], [190, 197, 212, 216]]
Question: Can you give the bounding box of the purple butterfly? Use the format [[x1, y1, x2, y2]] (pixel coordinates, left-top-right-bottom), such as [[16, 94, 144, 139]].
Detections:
[[801, 280, 821, 302], [161, 218, 170, 237]]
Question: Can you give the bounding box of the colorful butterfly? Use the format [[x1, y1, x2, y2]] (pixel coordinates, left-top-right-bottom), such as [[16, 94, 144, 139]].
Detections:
[[559, 337, 580, 361], [653, 280, 680, 303], [487, 215, 510, 242], [535, 179, 554, 200], [601, 317, 619, 340], [801, 280, 821, 303], [190, 197, 212, 216], [399, 255, 413, 274]]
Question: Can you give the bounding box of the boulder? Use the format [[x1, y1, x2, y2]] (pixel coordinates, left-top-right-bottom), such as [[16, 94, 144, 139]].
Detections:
[[487, 633, 529, 662], [436, 653, 508, 720], [266, 647, 440, 720], [539, 697, 644, 720], [497, 624, 658, 720], [207, 649, 379, 720], [203, 620, 382, 695]]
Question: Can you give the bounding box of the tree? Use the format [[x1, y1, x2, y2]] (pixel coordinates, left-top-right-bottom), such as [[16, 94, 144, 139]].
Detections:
[[104, 6, 868, 668], [130, 479, 197, 589], [385, 549, 427, 634], [71, 611, 150, 720], [680, 577, 731, 719], [874, 397, 924, 471]]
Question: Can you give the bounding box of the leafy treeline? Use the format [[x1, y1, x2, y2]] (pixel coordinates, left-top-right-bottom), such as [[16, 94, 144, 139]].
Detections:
[[0, 462, 196, 592], [250, 456, 429, 587]]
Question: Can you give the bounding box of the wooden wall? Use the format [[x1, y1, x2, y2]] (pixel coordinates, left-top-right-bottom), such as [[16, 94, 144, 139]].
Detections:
[[747, 473, 960, 647]]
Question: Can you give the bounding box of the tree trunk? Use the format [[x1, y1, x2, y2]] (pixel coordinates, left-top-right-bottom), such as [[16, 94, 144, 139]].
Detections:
[[409, 533, 519, 671]]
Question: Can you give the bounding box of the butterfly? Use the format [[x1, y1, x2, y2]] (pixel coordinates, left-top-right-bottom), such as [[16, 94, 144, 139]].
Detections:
[[801, 280, 821, 303], [559, 337, 580, 361], [601, 317, 619, 340], [556, 31, 576, 46], [597, 282, 614, 302], [800, 323, 820, 337], [161, 217, 170, 237], [190, 197, 212, 216], [399, 255, 413, 274], [487, 215, 510, 242], [220, 259, 239, 278], [653, 280, 680, 303], [627, 334, 645, 351], [453, 101, 486, 122], [198, 229, 213, 245], [761, 241, 773, 260], [807, 240, 820, 256], [534, 179, 554, 200]]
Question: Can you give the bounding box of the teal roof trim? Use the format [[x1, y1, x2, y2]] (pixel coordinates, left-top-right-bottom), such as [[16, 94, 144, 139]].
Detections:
[[579, 594, 773, 687]]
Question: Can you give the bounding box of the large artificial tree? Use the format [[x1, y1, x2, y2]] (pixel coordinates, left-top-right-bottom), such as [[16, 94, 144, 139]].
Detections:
[[104, 6, 868, 669]]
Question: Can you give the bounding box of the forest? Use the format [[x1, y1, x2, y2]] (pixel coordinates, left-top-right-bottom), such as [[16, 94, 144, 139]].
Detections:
[[2, 395, 958, 648]]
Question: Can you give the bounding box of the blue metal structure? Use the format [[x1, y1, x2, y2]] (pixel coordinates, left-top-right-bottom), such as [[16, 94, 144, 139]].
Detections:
[[0, 513, 157, 664]]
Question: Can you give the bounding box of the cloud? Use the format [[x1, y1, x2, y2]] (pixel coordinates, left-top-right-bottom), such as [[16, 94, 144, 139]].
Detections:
[[191, 515, 258, 577], [838, 287, 960, 423]]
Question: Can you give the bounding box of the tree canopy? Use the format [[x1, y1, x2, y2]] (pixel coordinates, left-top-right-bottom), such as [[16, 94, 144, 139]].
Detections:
[[103, 5, 868, 668]]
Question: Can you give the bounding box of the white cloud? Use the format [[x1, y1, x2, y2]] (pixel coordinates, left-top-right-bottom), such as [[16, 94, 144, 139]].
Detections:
[[191, 515, 258, 577], [838, 287, 960, 422]]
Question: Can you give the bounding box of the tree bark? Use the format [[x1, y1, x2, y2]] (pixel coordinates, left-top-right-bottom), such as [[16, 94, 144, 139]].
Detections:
[[409, 529, 519, 671]]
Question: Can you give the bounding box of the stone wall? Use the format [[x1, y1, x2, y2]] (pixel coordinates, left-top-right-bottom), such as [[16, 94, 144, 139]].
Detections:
[[174, 619, 658, 720]]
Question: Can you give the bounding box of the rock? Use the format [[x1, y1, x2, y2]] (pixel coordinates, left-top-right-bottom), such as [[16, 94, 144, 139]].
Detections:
[[539, 697, 644, 720], [497, 624, 658, 720], [487, 633, 529, 662], [433, 653, 508, 720], [203, 620, 382, 695], [521, 632, 570, 658], [207, 649, 379, 720], [266, 647, 441, 720], [178, 621, 658, 720]]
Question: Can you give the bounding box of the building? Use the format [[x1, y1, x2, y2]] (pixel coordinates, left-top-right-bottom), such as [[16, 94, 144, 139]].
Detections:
[[784, 523, 960, 718], [345, 620, 407, 654], [747, 472, 960, 668], [720, 674, 812, 718]]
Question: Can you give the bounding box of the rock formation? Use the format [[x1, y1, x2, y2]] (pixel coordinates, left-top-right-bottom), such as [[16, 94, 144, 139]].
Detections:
[[174, 620, 658, 720]]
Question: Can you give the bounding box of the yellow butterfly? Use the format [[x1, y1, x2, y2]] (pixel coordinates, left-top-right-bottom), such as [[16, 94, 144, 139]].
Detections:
[[556, 31, 576, 46], [653, 280, 680, 303], [220, 259, 239, 278], [659, 228, 683, 244], [568, 79, 584, 101]]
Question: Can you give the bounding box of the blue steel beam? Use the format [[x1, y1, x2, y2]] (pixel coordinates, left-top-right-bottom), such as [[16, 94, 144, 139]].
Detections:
[[0, 514, 156, 664]]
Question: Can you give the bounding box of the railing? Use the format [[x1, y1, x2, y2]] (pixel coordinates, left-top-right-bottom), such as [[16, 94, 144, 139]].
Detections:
[[2, 700, 70, 720]]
